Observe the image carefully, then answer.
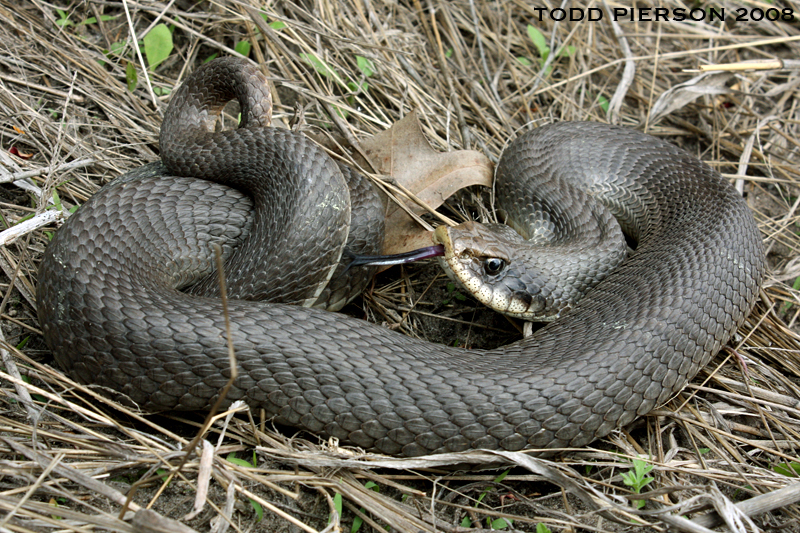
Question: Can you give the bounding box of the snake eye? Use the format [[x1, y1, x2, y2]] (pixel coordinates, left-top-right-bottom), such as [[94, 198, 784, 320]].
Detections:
[[483, 257, 506, 275]]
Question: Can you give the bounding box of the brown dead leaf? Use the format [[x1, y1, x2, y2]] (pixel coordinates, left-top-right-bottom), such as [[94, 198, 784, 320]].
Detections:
[[360, 110, 493, 254], [648, 72, 732, 125]]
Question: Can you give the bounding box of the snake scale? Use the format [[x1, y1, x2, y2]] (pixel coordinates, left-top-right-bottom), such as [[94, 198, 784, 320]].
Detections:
[[37, 57, 764, 457]]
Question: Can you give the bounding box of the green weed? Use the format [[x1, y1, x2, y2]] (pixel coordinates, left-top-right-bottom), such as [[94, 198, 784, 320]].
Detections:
[[520, 25, 575, 77], [459, 469, 514, 529], [225, 452, 264, 522], [620, 458, 654, 509]]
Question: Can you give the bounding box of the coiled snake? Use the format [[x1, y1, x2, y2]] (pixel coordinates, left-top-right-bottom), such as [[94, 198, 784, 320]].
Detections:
[[37, 57, 764, 457]]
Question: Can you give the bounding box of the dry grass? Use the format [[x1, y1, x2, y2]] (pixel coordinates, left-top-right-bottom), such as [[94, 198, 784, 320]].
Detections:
[[1, 0, 800, 531]]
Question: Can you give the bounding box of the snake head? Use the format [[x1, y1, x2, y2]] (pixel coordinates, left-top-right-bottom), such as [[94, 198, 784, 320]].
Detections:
[[433, 221, 565, 321]]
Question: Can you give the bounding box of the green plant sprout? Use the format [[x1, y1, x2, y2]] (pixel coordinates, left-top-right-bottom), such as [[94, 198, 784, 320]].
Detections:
[[351, 481, 380, 533], [459, 469, 514, 530], [782, 276, 800, 313], [54, 8, 116, 27], [235, 40, 251, 58], [519, 25, 575, 77], [329, 491, 343, 525], [596, 94, 610, 114], [442, 282, 467, 306], [300, 53, 375, 119], [225, 452, 264, 522], [620, 458, 654, 509], [98, 23, 173, 91], [258, 13, 287, 30], [773, 461, 800, 477]]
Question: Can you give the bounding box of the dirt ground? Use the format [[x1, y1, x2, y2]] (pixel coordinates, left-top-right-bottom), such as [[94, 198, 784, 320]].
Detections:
[[2, 1, 800, 532]]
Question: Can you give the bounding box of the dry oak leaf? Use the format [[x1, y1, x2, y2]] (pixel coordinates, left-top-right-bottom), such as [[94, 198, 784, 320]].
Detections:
[[360, 110, 492, 255]]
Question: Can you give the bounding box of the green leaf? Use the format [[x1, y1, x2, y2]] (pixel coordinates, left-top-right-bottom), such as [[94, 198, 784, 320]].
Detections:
[[773, 462, 800, 477], [356, 56, 375, 77], [15, 212, 35, 225], [460, 516, 472, 527], [526, 25, 549, 60], [333, 106, 349, 120], [52, 189, 62, 211], [105, 41, 126, 59], [48, 498, 64, 519], [55, 9, 74, 27], [223, 453, 263, 521], [445, 47, 453, 58], [516, 56, 532, 66], [351, 514, 364, 533], [556, 45, 576, 58], [329, 492, 343, 525], [301, 53, 337, 79], [782, 276, 800, 313], [489, 517, 512, 529], [79, 14, 116, 25], [16, 335, 30, 350], [494, 469, 510, 483], [621, 458, 655, 507], [225, 453, 264, 521], [235, 40, 251, 57], [251, 499, 264, 522], [225, 452, 254, 467], [536, 524, 552, 533], [156, 468, 170, 483], [346, 81, 369, 96], [259, 13, 287, 30], [203, 53, 219, 63], [597, 94, 609, 114], [125, 62, 138, 92], [143, 23, 173, 70]]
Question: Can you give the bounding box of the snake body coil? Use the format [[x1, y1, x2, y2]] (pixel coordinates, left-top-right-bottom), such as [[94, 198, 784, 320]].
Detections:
[[37, 58, 764, 457]]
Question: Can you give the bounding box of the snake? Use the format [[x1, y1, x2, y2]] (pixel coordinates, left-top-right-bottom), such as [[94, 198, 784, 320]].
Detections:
[[36, 57, 765, 457]]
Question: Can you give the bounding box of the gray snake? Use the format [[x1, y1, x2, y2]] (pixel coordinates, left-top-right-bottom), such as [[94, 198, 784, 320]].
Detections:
[[36, 57, 765, 457]]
